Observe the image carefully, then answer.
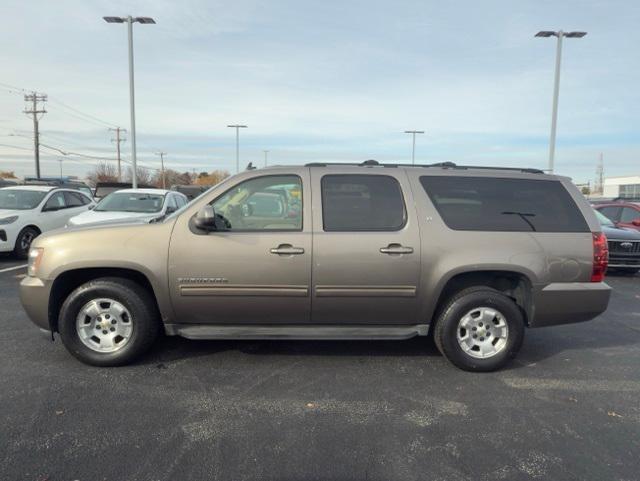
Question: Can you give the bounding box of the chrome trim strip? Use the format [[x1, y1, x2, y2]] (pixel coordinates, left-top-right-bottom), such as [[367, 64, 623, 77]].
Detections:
[[314, 285, 417, 297], [180, 284, 309, 297]]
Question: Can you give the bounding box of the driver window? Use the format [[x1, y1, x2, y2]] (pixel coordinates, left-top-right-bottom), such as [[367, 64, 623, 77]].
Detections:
[[211, 175, 302, 231]]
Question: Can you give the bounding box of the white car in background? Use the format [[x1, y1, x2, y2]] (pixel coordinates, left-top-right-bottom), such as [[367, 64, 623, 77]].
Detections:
[[0, 185, 94, 258], [67, 189, 188, 228]]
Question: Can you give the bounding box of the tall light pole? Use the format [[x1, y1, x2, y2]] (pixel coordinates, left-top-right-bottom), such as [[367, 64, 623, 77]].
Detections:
[[227, 124, 247, 173], [535, 30, 586, 173], [104, 15, 156, 188], [263, 150, 269, 167], [404, 130, 424, 165], [58, 158, 63, 179]]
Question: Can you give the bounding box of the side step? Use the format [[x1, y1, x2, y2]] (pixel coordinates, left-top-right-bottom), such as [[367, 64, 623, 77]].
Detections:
[[165, 324, 430, 340]]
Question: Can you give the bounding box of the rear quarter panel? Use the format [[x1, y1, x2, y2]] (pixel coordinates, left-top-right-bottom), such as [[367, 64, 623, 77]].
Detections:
[[406, 170, 594, 324]]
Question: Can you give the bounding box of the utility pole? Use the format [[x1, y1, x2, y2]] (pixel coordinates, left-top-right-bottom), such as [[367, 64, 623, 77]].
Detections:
[[595, 152, 604, 195], [404, 130, 424, 165], [109, 127, 127, 181], [58, 159, 63, 179], [23, 92, 47, 179], [155, 151, 167, 188], [263, 150, 269, 167]]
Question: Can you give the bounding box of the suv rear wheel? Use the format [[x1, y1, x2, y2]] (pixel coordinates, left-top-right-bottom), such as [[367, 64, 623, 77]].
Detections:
[[58, 277, 160, 366], [434, 287, 525, 371]]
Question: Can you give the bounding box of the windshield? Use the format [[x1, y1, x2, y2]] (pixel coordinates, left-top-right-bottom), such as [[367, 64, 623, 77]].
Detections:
[[0, 189, 47, 210], [594, 209, 615, 227], [95, 192, 165, 213]]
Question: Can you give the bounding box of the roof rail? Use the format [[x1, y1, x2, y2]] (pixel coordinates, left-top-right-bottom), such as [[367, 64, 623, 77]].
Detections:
[[304, 160, 544, 174]]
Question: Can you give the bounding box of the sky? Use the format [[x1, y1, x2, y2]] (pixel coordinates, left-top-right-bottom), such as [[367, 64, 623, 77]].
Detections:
[[0, 0, 638, 184]]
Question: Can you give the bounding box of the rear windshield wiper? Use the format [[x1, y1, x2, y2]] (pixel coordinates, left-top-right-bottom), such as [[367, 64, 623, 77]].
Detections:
[[502, 211, 537, 232]]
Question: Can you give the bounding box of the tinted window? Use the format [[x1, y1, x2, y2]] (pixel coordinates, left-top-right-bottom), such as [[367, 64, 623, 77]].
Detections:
[[322, 175, 406, 231], [44, 192, 66, 210], [598, 206, 621, 221], [420, 176, 588, 232], [621, 207, 640, 223], [64, 191, 87, 207], [211, 175, 302, 231]]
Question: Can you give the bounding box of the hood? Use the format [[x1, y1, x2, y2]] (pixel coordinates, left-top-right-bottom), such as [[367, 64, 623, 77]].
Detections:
[[67, 209, 161, 227], [602, 224, 640, 241], [0, 208, 22, 218]]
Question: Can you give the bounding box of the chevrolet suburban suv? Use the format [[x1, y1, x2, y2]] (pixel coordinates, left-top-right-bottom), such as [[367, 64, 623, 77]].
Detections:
[[19, 161, 611, 371]]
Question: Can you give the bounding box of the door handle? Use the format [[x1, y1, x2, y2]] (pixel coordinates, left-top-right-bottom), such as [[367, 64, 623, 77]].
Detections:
[[380, 243, 414, 255], [270, 244, 305, 255]]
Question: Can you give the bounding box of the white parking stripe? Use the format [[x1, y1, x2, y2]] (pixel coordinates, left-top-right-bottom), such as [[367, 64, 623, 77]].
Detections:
[[0, 264, 28, 274]]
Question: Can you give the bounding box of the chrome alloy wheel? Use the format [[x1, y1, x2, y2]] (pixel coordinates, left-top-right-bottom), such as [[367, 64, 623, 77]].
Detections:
[[456, 307, 509, 359], [76, 298, 133, 353]]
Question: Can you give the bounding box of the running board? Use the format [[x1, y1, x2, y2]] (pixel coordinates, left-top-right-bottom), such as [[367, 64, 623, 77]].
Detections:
[[165, 324, 430, 340]]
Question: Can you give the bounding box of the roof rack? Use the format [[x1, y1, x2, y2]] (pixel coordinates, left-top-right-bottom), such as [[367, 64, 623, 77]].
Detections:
[[304, 160, 544, 174]]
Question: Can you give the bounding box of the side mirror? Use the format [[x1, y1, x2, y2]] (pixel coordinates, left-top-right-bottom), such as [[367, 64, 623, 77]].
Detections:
[[632, 219, 640, 227], [166, 206, 177, 215], [88, 204, 95, 210], [194, 205, 217, 231], [42, 205, 58, 212]]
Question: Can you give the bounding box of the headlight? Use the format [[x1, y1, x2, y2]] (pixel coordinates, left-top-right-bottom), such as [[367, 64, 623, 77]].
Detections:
[[0, 215, 18, 225], [28, 247, 44, 277]]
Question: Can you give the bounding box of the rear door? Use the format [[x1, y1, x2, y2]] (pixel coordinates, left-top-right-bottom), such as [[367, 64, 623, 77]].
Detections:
[[310, 168, 422, 324]]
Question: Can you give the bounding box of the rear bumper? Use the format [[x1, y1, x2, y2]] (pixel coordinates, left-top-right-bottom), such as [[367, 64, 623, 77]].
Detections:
[[19, 276, 53, 331], [530, 282, 611, 328]]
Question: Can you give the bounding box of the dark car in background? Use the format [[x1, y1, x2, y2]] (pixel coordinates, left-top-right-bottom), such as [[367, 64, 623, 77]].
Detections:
[[594, 210, 640, 274], [170, 184, 209, 201]]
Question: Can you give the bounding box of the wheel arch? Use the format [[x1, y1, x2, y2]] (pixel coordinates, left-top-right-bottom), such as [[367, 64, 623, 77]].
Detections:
[[48, 267, 163, 333], [430, 269, 534, 327]]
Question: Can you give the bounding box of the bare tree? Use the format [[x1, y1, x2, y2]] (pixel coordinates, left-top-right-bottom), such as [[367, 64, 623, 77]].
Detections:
[[195, 169, 230, 186], [126, 165, 153, 186], [0, 171, 17, 179], [86, 161, 118, 187]]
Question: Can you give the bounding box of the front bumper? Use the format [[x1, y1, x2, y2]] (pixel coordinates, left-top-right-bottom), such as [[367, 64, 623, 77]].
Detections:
[[530, 282, 611, 328], [19, 276, 53, 331], [0, 225, 18, 252]]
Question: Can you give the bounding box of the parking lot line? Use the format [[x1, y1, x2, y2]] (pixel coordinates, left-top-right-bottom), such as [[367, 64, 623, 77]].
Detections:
[[0, 264, 27, 274]]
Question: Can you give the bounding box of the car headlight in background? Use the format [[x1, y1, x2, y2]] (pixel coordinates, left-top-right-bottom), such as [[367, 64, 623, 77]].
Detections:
[[28, 248, 44, 277], [0, 216, 18, 225]]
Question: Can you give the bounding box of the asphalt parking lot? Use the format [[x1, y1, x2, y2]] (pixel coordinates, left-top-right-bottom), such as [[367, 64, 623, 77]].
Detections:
[[1, 254, 639, 481]]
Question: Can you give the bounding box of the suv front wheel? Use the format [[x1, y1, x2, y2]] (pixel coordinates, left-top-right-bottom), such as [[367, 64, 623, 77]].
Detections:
[[434, 287, 525, 371], [58, 277, 160, 366]]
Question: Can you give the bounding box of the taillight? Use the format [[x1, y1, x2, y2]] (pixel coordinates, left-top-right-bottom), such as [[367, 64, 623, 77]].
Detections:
[[591, 232, 609, 282]]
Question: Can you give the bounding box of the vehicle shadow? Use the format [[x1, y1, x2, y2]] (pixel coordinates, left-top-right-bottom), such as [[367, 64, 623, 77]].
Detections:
[[140, 334, 442, 366]]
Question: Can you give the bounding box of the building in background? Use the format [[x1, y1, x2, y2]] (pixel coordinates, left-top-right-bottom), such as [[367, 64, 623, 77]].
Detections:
[[603, 175, 640, 199]]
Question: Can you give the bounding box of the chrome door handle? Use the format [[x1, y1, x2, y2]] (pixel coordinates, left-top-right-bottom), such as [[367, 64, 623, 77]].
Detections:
[[380, 243, 414, 255], [270, 244, 305, 255]]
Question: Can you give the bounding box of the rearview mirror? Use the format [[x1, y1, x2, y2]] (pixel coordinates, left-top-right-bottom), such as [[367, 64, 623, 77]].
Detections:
[[194, 205, 217, 231]]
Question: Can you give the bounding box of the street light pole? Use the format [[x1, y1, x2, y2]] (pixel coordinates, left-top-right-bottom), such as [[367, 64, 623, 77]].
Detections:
[[404, 130, 425, 165], [263, 150, 269, 167], [535, 30, 586, 173], [104, 15, 156, 188], [58, 159, 63, 179], [227, 125, 248, 173]]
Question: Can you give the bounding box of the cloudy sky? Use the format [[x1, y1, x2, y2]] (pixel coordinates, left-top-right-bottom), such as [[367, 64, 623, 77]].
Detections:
[[0, 0, 638, 184]]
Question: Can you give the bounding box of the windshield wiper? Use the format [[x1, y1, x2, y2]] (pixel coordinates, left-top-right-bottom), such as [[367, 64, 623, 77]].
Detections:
[[502, 211, 537, 232]]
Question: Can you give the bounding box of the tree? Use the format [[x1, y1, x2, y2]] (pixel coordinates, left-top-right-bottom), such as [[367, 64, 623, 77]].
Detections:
[[581, 186, 591, 195], [151, 168, 193, 188], [126, 165, 153, 186], [0, 171, 17, 179], [86, 161, 118, 187], [195, 169, 230, 186]]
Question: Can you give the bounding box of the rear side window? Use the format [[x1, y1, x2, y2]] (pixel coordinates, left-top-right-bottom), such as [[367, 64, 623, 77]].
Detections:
[[420, 176, 588, 232], [64, 191, 89, 207], [322, 175, 406, 231], [598, 206, 620, 221]]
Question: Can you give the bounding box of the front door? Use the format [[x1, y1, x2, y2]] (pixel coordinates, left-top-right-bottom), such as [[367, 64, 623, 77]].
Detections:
[[168, 169, 311, 324], [310, 169, 422, 324]]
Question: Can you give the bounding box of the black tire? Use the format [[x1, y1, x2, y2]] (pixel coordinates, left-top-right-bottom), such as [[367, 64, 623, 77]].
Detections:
[[14, 226, 39, 259], [58, 277, 160, 366], [433, 287, 525, 372]]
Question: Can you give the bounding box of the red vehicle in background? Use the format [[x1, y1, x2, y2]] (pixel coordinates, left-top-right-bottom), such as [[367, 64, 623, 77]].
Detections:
[[593, 201, 640, 231]]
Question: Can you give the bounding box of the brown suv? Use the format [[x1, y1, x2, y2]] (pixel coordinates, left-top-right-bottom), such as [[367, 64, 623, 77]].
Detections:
[[19, 162, 611, 371]]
